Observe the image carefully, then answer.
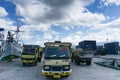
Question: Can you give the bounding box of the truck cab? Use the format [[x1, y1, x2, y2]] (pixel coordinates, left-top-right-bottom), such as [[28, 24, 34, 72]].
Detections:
[[21, 45, 42, 66], [42, 41, 72, 78]]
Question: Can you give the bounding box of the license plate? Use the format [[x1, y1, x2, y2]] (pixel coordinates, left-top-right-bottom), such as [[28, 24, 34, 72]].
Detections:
[[53, 73, 61, 78], [23, 60, 34, 63]]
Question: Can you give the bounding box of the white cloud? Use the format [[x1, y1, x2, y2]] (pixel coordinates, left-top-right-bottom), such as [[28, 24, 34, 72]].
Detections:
[[44, 32, 52, 40], [19, 23, 51, 32], [89, 28, 120, 42], [101, 0, 120, 6], [61, 26, 120, 46], [93, 18, 120, 42], [43, 30, 59, 40], [0, 18, 15, 41], [61, 31, 83, 45], [0, 7, 15, 31], [7, 0, 120, 46], [61, 17, 120, 45], [13, 0, 50, 24], [104, 18, 120, 28], [0, 7, 16, 41], [20, 31, 32, 41], [10, 0, 106, 30], [0, 7, 8, 17], [19, 27, 60, 46], [46, 0, 106, 29], [0, 18, 13, 29], [92, 17, 120, 30]]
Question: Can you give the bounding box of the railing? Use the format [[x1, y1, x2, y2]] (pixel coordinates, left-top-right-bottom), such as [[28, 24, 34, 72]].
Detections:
[[94, 55, 120, 70]]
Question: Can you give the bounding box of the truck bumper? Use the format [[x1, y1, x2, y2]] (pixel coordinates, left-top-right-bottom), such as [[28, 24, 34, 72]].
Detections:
[[41, 69, 72, 78], [79, 58, 92, 61], [22, 60, 36, 63]]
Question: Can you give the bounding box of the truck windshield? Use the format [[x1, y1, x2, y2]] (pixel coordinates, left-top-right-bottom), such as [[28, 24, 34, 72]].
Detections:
[[45, 47, 69, 59], [24, 45, 37, 49], [22, 49, 35, 54]]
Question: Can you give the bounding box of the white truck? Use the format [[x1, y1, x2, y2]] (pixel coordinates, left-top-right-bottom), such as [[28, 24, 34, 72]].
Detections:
[[42, 41, 72, 78]]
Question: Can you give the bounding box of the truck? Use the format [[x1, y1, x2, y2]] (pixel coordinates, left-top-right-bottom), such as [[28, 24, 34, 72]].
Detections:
[[21, 45, 42, 66], [42, 41, 72, 78], [72, 48, 94, 65]]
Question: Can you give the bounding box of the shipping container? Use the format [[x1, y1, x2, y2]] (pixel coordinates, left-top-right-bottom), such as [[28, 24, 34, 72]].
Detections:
[[104, 42, 119, 55], [78, 40, 96, 51]]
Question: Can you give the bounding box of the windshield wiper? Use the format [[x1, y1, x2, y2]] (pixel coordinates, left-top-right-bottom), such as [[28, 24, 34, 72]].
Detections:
[[50, 55, 56, 57], [60, 55, 66, 57]]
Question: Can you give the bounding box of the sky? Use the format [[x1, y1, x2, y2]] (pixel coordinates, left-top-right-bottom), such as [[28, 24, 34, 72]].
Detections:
[[0, 0, 120, 46]]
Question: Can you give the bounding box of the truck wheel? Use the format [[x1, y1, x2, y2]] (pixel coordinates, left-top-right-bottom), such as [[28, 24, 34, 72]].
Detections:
[[23, 63, 25, 66], [71, 58, 74, 62], [37, 57, 41, 62], [86, 61, 91, 65], [34, 61, 37, 66], [75, 59, 80, 65]]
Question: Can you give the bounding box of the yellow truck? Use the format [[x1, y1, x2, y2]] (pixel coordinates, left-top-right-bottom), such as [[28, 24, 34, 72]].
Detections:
[[21, 45, 42, 66], [42, 41, 72, 78]]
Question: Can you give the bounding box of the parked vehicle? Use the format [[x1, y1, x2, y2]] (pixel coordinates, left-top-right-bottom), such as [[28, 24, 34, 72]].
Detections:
[[72, 48, 94, 65], [42, 41, 72, 78], [21, 45, 42, 66]]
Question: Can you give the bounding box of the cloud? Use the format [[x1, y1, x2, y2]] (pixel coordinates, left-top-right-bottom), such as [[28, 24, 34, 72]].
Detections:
[[101, 0, 120, 6], [0, 7, 16, 41], [7, 0, 120, 46], [61, 17, 120, 45], [104, 18, 120, 28], [40, 0, 74, 21], [11, 0, 104, 29], [61, 27, 120, 46], [44, 32, 52, 40], [89, 28, 120, 42], [92, 17, 120, 30], [0, 7, 8, 17], [43, 30, 59, 40], [0, 18, 14, 29], [14, 0, 48, 24], [0, 7, 15, 30], [61, 31, 83, 45], [20, 24, 51, 32]]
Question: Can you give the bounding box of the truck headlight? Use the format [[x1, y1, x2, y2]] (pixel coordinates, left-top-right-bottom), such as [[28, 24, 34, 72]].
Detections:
[[63, 65, 70, 70], [65, 66, 70, 69], [44, 65, 50, 69]]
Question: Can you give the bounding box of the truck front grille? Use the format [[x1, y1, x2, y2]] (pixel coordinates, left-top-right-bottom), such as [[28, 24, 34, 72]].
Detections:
[[52, 66, 62, 71]]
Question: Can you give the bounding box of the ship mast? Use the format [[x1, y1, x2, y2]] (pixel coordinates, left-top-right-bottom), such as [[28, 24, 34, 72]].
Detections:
[[14, 10, 23, 43]]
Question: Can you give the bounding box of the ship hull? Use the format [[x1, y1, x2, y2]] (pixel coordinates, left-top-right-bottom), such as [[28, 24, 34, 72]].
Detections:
[[0, 42, 23, 61]]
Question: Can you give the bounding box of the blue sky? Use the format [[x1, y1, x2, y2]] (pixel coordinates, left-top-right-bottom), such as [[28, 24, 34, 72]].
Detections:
[[0, 0, 120, 46]]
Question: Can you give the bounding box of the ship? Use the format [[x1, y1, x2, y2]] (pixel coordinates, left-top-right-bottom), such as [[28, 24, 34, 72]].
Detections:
[[0, 26, 23, 61]]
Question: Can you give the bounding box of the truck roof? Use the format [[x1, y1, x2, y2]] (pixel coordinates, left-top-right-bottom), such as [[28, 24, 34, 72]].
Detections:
[[23, 45, 40, 49], [44, 41, 72, 47]]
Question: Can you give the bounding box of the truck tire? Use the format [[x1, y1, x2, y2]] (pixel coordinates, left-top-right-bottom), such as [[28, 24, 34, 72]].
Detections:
[[34, 61, 37, 66], [37, 57, 41, 62], [23, 63, 25, 66], [71, 58, 74, 62], [75, 59, 80, 65], [86, 61, 91, 65]]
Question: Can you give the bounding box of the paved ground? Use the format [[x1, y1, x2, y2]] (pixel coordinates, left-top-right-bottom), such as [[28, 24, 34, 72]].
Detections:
[[0, 58, 120, 80]]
